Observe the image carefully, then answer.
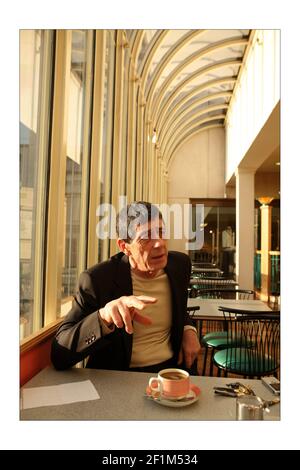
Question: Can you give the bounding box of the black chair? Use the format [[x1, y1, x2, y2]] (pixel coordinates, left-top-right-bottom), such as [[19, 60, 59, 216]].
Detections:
[[192, 262, 217, 269], [213, 308, 280, 378], [189, 278, 238, 298], [186, 306, 201, 375], [187, 305, 200, 331], [199, 289, 255, 376], [198, 288, 254, 300], [191, 270, 224, 278]]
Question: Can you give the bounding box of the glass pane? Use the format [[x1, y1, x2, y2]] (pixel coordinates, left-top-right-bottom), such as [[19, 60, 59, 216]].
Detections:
[[124, 29, 136, 44], [98, 31, 116, 261], [190, 202, 236, 278], [203, 207, 218, 264], [137, 29, 157, 70], [218, 207, 236, 277], [271, 204, 280, 251], [20, 30, 53, 339], [61, 30, 91, 301], [121, 47, 130, 195], [254, 207, 261, 251]]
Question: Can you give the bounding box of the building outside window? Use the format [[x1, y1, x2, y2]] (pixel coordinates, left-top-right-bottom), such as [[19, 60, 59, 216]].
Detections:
[[20, 30, 54, 338]]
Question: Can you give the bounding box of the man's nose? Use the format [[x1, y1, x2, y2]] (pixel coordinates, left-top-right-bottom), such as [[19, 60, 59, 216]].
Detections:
[[153, 237, 165, 248]]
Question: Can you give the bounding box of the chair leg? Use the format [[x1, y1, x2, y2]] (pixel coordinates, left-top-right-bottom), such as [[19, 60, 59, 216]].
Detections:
[[209, 348, 215, 376], [199, 320, 203, 339], [202, 346, 208, 376], [217, 367, 222, 377]]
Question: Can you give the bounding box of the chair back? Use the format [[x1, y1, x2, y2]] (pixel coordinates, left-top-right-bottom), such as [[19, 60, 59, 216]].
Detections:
[[192, 262, 216, 269], [197, 288, 254, 300], [186, 306, 200, 316], [191, 270, 223, 278], [217, 308, 280, 377], [189, 278, 238, 297]]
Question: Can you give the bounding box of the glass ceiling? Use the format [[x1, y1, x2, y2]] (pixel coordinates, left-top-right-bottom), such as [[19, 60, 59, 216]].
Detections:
[[132, 29, 251, 163]]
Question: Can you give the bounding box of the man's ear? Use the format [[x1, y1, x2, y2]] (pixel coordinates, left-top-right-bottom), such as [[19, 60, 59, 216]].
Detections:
[[117, 238, 131, 256]]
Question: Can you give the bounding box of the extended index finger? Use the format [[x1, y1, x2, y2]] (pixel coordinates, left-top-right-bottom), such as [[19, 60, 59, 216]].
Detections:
[[125, 296, 157, 310], [136, 295, 157, 304]]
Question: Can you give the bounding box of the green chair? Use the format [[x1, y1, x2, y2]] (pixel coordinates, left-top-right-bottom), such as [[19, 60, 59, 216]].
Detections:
[[200, 289, 254, 376], [213, 309, 280, 378]]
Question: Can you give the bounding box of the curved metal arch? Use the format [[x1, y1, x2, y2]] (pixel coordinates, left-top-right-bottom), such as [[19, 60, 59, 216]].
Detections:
[[166, 124, 224, 171], [134, 30, 159, 78], [143, 30, 205, 98], [157, 76, 236, 133], [124, 29, 138, 49], [138, 30, 168, 78], [131, 30, 145, 65], [165, 114, 226, 166], [159, 91, 231, 153], [152, 58, 243, 126], [150, 37, 248, 122], [164, 112, 226, 160], [141, 30, 205, 154], [161, 103, 228, 155]]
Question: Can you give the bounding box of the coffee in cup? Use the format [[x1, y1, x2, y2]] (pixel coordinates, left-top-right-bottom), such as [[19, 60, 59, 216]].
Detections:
[[148, 368, 190, 399]]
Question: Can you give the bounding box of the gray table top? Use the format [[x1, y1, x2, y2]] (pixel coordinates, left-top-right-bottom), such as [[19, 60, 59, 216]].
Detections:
[[20, 367, 280, 421], [187, 298, 271, 319]]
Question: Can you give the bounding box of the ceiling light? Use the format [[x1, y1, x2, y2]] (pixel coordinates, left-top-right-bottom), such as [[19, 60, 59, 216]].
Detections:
[[152, 130, 157, 144], [257, 197, 274, 206]]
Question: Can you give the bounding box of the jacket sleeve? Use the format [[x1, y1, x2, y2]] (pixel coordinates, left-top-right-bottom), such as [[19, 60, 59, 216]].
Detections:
[[51, 271, 115, 370]]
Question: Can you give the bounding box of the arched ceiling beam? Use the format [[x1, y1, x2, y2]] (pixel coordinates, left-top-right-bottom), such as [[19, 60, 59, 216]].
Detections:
[[150, 37, 248, 123], [157, 77, 236, 136], [161, 102, 229, 155], [152, 58, 243, 129], [165, 114, 226, 167], [138, 30, 169, 79], [164, 112, 226, 161], [143, 30, 206, 98], [160, 91, 232, 153], [131, 30, 144, 64], [166, 124, 224, 171]]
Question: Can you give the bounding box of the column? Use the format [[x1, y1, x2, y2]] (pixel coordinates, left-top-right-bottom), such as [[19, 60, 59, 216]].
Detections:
[[235, 168, 255, 290], [259, 199, 273, 301]]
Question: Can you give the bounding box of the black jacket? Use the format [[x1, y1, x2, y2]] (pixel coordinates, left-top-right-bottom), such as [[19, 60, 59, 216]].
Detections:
[[51, 251, 192, 371]]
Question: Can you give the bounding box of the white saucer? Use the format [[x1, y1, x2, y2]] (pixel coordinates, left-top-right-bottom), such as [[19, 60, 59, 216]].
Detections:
[[145, 384, 201, 408]]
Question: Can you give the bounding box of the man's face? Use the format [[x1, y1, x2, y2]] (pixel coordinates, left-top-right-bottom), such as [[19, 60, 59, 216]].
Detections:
[[126, 217, 168, 272]]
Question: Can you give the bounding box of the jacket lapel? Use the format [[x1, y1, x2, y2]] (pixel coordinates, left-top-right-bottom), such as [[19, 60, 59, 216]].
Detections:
[[114, 253, 133, 296], [114, 253, 133, 366], [164, 254, 182, 357]]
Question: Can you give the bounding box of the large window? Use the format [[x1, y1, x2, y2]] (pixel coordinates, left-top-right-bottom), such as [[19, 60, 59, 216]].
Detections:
[[254, 199, 280, 252], [98, 30, 116, 261], [20, 30, 54, 339], [61, 30, 94, 301], [19, 29, 131, 340], [121, 45, 130, 195], [190, 199, 236, 278]]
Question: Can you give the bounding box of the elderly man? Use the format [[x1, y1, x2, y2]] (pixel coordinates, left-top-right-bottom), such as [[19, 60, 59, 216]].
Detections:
[[51, 201, 200, 373]]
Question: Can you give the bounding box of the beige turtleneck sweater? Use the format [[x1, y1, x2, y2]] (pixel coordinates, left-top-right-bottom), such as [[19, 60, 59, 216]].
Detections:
[[129, 269, 173, 367]]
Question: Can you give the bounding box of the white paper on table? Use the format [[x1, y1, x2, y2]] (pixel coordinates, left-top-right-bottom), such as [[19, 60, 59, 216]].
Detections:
[[21, 380, 100, 410]]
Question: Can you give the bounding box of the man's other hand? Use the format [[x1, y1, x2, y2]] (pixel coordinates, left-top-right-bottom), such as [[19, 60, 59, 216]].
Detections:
[[178, 329, 201, 372]]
